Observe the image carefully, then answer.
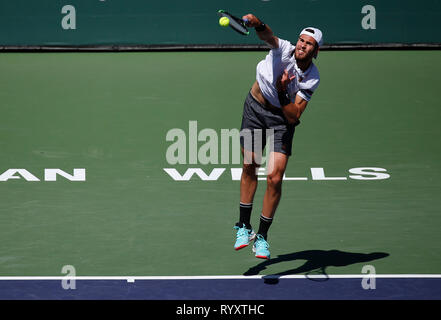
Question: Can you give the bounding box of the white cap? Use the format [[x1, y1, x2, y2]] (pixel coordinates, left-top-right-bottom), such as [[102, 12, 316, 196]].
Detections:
[[299, 27, 323, 47]]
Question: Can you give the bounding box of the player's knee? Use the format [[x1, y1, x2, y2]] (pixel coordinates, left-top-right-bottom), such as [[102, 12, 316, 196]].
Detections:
[[243, 163, 259, 177], [267, 172, 283, 189]]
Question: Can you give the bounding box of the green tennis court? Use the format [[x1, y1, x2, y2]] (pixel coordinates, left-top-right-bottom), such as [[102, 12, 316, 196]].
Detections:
[[0, 50, 440, 280]]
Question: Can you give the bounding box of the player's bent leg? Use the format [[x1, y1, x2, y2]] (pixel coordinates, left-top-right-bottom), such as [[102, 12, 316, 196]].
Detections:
[[253, 152, 289, 259], [262, 152, 289, 219]]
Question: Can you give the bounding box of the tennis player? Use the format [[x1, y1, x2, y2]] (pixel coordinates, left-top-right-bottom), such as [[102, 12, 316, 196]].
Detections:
[[234, 14, 322, 259]]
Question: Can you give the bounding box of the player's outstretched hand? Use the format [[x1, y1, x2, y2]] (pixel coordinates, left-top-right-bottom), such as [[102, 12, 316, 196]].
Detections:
[[242, 14, 261, 27], [277, 69, 296, 91]]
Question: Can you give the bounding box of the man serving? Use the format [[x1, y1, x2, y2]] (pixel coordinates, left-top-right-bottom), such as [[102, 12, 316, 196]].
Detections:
[[234, 13, 322, 260]]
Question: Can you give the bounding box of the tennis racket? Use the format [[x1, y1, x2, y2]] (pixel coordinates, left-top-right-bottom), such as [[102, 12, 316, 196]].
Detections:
[[217, 10, 249, 36]]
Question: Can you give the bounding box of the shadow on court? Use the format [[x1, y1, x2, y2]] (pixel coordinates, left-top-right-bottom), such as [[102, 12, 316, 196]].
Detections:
[[243, 250, 389, 284]]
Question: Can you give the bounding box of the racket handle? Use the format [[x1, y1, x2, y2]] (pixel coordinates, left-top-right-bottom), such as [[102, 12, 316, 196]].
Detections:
[[243, 18, 250, 26]]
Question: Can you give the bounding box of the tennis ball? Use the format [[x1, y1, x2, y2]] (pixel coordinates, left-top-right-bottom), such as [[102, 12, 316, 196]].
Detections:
[[219, 17, 230, 27]]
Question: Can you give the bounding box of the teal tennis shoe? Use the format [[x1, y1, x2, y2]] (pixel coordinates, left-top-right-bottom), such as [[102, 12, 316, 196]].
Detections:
[[252, 234, 270, 259], [233, 224, 256, 250]]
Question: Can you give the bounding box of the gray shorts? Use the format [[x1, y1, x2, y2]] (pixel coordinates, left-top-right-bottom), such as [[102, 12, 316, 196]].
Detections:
[[240, 91, 296, 157]]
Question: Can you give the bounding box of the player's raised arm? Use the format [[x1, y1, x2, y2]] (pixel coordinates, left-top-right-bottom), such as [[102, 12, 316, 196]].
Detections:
[[242, 14, 279, 48]]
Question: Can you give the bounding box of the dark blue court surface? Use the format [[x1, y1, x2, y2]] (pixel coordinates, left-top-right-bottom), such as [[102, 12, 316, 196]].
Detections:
[[0, 277, 440, 300]]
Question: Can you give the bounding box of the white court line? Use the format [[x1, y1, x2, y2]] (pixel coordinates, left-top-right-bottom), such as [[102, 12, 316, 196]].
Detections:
[[0, 274, 440, 281]]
